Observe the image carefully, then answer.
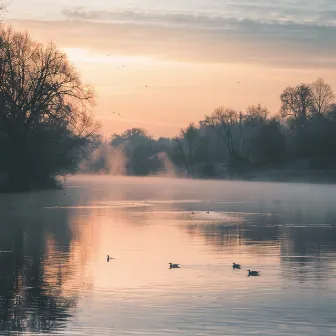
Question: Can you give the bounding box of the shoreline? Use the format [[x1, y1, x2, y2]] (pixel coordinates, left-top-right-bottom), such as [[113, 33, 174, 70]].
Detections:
[[242, 168, 336, 185], [1, 170, 336, 194]]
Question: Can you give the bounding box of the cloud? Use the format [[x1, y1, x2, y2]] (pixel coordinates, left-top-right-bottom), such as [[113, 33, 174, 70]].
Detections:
[[61, 5, 336, 27], [319, 9, 336, 21], [8, 6, 336, 70], [59, 7, 336, 46]]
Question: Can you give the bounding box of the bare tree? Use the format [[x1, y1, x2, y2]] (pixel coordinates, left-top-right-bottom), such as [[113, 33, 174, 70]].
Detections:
[[241, 104, 270, 158], [0, 26, 99, 136], [203, 107, 239, 162], [280, 84, 313, 127], [310, 77, 335, 115], [245, 104, 269, 123], [0, 26, 100, 189], [174, 123, 201, 175], [0, 0, 9, 20]]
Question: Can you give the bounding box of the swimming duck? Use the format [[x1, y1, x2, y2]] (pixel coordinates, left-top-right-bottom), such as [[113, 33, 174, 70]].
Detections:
[[169, 263, 180, 269], [232, 262, 241, 269], [247, 270, 260, 276], [107, 255, 115, 262]]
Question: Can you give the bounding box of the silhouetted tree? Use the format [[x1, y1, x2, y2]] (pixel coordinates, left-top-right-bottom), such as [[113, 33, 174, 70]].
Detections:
[[174, 123, 202, 175], [203, 107, 239, 163], [203, 107, 254, 176], [310, 77, 335, 115], [241, 104, 270, 159], [280, 84, 313, 128], [111, 128, 148, 147], [0, 27, 99, 191], [245, 104, 269, 124], [111, 128, 160, 175], [251, 118, 287, 167]]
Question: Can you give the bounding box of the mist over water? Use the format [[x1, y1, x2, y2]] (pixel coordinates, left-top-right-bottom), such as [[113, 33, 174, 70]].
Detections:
[[82, 142, 178, 177], [149, 152, 177, 177], [80, 143, 128, 175], [0, 176, 336, 335]]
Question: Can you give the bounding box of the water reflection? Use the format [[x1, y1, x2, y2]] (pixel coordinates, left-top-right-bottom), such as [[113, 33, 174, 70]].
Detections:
[[0, 202, 94, 333], [0, 176, 336, 335], [184, 208, 336, 284]]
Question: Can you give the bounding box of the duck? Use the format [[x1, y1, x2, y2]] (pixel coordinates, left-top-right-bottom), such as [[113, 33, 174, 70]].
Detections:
[[247, 270, 260, 277], [107, 255, 115, 262], [169, 263, 180, 269], [232, 262, 241, 269]]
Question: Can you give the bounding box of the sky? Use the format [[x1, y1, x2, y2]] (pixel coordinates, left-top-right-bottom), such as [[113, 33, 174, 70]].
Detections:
[[6, 0, 336, 137]]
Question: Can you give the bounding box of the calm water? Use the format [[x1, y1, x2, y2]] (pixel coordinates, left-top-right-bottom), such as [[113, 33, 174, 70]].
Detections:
[[0, 176, 336, 335]]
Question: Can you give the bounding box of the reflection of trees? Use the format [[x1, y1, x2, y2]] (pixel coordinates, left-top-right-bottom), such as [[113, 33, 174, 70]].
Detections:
[[281, 226, 336, 257], [0, 207, 91, 333], [183, 210, 336, 282], [242, 214, 280, 244], [197, 224, 244, 249], [279, 226, 336, 282], [185, 214, 281, 250]]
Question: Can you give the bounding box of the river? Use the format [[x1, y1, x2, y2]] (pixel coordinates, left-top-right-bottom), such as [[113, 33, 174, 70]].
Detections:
[[0, 176, 335, 335]]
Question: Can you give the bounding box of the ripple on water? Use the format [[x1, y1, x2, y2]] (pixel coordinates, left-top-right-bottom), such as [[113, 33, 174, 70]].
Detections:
[[1, 177, 336, 335]]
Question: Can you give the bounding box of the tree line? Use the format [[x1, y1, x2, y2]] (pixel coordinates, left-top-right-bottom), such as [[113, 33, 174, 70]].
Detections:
[[85, 78, 336, 180], [1, 3, 336, 191]]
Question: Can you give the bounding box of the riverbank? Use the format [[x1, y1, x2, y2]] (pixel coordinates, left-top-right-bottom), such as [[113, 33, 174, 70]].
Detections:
[[245, 168, 336, 184], [2, 168, 336, 194], [0, 175, 62, 193]]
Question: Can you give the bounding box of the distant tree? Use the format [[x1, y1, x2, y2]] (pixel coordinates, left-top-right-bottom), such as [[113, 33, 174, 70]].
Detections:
[[251, 118, 287, 167], [155, 137, 173, 155], [203, 107, 254, 176], [81, 78, 336, 180], [245, 104, 269, 124], [111, 128, 148, 147], [197, 121, 228, 174], [203, 107, 239, 162], [280, 84, 314, 127], [110, 128, 159, 175], [310, 78, 335, 115], [174, 123, 202, 175], [327, 104, 336, 121], [0, 27, 99, 191], [241, 104, 270, 158]]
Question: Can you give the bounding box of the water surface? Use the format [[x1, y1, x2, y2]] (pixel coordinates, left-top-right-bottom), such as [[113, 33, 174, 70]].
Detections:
[[0, 176, 336, 335]]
